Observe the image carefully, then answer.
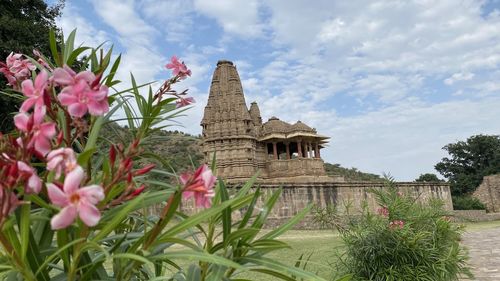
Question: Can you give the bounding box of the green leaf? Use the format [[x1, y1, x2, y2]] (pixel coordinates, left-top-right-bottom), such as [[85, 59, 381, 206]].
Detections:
[[238, 187, 261, 229], [238, 257, 326, 281], [151, 251, 245, 271], [63, 29, 77, 63], [219, 180, 232, 246], [186, 264, 201, 281], [67, 46, 91, 67], [93, 194, 144, 242], [105, 54, 121, 86], [84, 116, 104, 151], [158, 194, 253, 241], [77, 148, 96, 167], [112, 253, 153, 266], [18, 197, 31, 260], [35, 238, 86, 277], [49, 29, 60, 66], [249, 239, 290, 252], [250, 268, 296, 281]]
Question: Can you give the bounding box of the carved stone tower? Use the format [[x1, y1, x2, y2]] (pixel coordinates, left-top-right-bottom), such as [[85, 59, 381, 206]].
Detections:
[[202, 60, 331, 183], [201, 60, 258, 180]]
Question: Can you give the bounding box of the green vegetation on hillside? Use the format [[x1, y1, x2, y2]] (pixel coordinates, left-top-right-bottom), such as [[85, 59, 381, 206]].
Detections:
[[324, 163, 382, 181], [101, 123, 380, 181]]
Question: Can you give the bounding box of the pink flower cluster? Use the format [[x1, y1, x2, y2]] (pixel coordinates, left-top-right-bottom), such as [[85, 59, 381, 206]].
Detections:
[[166, 56, 191, 78], [377, 207, 389, 217], [53, 66, 109, 117], [0, 52, 36, 88], [164, 56, 195, 108], [180, 164, 216, 208], [389, 220, 405, 229]]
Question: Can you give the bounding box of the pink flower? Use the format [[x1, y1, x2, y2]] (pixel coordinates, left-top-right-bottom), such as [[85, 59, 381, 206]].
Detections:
[[47, 148, 78, 178], [53, 65, 95, 86], [17, 161, 42, 194], [47, 166, 104, 229], [19, 70, 49, 120], [58, 79, 109, 117], [175, 97, 195, 108], [165, 56, 191, 78], [14, 107, 56, 156], [0, 52, 35, 87], [389, 220, 405, 229], [53, 65, 109, 117], [377, 207, 389, 217], [180, 164, 216, 208]]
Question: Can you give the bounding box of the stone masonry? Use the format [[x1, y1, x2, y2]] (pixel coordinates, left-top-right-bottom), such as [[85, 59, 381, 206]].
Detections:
[[473, 174, 500, 212]]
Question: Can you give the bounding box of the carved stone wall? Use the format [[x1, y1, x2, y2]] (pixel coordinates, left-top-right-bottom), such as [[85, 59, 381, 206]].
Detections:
[[473, 174, 500, 212]]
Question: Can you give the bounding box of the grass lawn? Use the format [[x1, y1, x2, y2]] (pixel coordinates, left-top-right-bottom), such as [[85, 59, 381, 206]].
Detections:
[[232, 220, 500, 281]]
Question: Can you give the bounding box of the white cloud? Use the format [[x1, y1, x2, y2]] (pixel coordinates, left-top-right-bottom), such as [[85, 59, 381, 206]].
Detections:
[[193, 0, 264, 38], [57, 3, 110, 48], [444, 72, 475, 85]]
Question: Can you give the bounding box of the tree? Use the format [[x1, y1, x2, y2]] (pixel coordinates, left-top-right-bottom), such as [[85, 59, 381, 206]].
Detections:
[[415, 173, 443, 182], [0, 0, 64, 132], [435, 135, 500, 195]]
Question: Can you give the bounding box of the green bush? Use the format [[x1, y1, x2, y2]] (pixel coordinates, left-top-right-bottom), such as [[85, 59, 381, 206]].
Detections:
[[452, 195, 486, 210], [320, 180, 472, 281]]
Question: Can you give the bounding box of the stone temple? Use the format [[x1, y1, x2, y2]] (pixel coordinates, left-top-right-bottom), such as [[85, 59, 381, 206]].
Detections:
[[199, 60, 453, 221], [201, 60, 334, 184]]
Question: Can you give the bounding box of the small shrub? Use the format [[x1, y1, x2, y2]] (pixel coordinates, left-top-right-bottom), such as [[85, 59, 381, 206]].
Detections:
[[452, 195, 486, 210], [318, 180, 472, 281]]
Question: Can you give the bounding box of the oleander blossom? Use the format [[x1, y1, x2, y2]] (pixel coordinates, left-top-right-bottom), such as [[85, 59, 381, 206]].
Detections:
[[0, 52, 36, 87], [389, 220, 405, 229], [176, 97, 195, 108], [17, 161, 42, 194], [165, 56, 191, 78], [14, 107, 56, 156], [19, 70, 49, 120], [47, 166, 105, 229], [47, 148, 78, 178], [54, 65, 109, 117], [180, 164, 216, 208], [377, 207, 389, 217]]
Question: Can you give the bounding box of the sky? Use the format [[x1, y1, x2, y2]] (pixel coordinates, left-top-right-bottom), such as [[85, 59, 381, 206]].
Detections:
[[54, 0, 500, 181]]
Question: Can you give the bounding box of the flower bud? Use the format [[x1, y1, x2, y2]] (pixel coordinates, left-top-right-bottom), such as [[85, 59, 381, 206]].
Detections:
[[133, 164, 155, 176]]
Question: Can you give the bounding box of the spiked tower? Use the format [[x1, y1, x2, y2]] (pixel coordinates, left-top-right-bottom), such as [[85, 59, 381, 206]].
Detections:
[[201, 60, 258, 180]]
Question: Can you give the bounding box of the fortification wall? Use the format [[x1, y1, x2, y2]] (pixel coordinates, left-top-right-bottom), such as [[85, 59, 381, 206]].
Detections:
[[254, 182, 453, 220], [473, 174, 500, 212]]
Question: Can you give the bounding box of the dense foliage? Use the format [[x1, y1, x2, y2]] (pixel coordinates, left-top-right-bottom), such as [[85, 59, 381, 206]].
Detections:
[[435, 134, 500, 195], [320, 163, 381, 181], [452, 195, 486, 210], [315, 179, 472, 281], [415, 173, 443, 182], [0, 0, 63, 132]]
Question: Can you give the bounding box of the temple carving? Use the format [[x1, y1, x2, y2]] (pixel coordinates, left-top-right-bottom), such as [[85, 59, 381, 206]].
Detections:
[[201, 60, 334, 183]]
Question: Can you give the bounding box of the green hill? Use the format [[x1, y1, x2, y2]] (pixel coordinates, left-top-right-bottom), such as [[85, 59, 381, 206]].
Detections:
[[100, 123, 380, 181]]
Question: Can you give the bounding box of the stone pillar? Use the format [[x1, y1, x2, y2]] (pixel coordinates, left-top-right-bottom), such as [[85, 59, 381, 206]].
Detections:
[[303, 142, 309, 158], [272, 142, 278, 160], [297, 140, 302, 158], [315, 143, 320, 158], [285, 142, 290, 160]]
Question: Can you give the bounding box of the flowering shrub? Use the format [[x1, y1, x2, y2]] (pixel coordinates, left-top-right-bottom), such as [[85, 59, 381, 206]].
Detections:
[[319, 178, 472, 281], [0, 30, 329, 280]]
